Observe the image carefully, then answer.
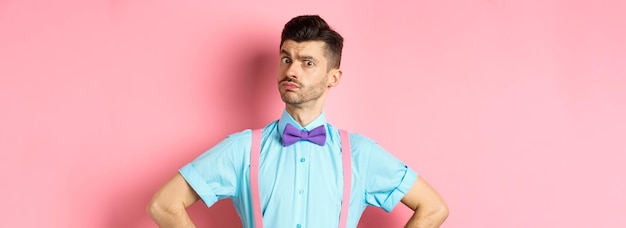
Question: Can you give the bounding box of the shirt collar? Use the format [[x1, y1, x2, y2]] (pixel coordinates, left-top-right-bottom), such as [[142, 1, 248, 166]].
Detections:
[[278, 109, 328, 138]]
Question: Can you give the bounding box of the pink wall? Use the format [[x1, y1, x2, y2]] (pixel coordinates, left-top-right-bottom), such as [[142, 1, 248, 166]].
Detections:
[[1, 0, 625, 227]]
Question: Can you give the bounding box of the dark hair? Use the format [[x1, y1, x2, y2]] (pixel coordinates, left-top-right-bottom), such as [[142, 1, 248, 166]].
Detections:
[[280, 15, 344, 69]]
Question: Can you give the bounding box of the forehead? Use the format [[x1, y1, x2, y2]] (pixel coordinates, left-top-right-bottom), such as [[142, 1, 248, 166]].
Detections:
[[280, 40, 328, 58]]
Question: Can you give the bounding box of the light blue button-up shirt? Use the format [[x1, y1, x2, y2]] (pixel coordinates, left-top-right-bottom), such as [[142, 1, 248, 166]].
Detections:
[[180, 110, 418, 228]]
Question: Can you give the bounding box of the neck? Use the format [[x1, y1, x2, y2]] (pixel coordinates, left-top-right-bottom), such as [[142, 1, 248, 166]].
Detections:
[[285, 104, 324, 127]]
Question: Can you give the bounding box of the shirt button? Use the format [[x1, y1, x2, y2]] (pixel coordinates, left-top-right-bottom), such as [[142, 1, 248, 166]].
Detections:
[[300, 158, 305, 162], [298, 189, 304, 194], [296, 224, 301, 228]]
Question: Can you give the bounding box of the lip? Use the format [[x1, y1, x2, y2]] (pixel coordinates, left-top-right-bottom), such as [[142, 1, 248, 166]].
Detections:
[[280, 81, 299, 90]]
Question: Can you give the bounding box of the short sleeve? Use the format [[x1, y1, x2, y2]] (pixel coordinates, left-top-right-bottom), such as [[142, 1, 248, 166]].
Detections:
[[360, 136, 418, 212], [179, 131, 250, 207]]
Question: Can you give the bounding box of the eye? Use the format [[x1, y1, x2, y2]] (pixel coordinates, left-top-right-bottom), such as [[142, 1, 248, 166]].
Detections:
[[281, 57, 291, 64], [304, 60, 314, 67]]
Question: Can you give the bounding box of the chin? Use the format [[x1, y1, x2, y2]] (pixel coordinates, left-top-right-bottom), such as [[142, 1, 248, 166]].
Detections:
[[281, 96, 302, 105]]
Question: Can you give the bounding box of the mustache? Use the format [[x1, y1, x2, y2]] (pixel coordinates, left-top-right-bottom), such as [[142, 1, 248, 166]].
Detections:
[[279, 77, 301, 86]]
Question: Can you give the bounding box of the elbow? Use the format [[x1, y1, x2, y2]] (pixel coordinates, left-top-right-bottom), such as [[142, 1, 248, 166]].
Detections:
[[421, 202, 449, 224], [146, 200, 162, 219], [147, 197, 188, 221], [406, 203, 449, 228], [439, 204, 449, 221], [432, 203, 449, 223], [147, 199, 172, 220]]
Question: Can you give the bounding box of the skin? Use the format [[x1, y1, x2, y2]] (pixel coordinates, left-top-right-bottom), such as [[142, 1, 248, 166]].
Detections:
[[147, 40, 449, 228], [277, 40, 341, 126]]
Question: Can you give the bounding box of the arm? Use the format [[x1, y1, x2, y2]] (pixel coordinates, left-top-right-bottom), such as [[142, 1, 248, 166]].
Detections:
[[401, 176, 449, 228], [147, 173, 200, 228]]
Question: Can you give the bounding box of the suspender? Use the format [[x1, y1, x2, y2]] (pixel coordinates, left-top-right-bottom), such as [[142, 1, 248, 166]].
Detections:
[[250, 129, 263, 228], [250, 129, 352, 228], [338, 129, 352, 228]]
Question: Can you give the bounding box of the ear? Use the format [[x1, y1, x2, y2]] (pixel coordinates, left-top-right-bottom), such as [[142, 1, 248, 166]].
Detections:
[[327, 68, 342, 88]]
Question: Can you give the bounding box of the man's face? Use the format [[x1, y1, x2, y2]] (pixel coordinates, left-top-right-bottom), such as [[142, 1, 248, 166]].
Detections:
[[277, 40, 337, 106]]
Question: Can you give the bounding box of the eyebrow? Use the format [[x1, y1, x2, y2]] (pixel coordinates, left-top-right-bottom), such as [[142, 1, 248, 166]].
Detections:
[[280, 49, 319, 62]]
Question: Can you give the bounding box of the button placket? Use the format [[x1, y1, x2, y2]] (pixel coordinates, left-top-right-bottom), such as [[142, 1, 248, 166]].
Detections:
[[294, 146, 309, 227]]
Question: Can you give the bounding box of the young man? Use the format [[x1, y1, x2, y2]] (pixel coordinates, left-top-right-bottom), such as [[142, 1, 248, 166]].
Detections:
[[148, 15, 448, 228]]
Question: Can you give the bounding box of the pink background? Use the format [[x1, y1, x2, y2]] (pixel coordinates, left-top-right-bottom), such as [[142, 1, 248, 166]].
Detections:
[[1, 0, 625, 227]]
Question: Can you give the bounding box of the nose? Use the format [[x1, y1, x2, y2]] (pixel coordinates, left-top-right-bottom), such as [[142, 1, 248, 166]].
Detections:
[[284, 62, 299, 80]]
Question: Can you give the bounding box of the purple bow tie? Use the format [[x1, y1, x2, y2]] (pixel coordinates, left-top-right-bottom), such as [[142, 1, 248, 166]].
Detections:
[[282, 123, 327, 147]]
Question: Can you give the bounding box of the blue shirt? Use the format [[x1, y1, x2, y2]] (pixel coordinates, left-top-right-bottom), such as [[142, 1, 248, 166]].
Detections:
[[180, 110, 418, 228]]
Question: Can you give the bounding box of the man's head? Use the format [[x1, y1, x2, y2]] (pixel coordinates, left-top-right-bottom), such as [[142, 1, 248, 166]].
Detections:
[[280, 15, 343, 70], [277, 15, 344, 109]]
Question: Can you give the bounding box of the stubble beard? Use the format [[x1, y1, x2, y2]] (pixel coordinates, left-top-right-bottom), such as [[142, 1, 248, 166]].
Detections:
[[279, 78, 327, 106]]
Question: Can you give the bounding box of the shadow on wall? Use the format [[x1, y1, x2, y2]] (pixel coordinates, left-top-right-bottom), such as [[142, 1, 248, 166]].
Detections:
[[204, 32, 282, 131], [182, 27, 280, 227], [105, 25, 278, 227]]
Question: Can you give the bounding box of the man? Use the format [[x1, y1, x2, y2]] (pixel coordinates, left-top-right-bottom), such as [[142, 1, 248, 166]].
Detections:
[[147, 15, 448, 228]]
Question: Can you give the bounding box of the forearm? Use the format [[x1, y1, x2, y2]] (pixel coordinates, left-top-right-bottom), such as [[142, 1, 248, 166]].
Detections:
[[404, 206, 449, 228]]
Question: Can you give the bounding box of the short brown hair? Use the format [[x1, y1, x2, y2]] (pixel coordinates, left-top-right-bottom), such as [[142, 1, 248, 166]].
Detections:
[[280, 15, 344, 70]]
